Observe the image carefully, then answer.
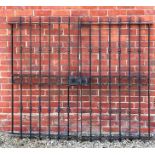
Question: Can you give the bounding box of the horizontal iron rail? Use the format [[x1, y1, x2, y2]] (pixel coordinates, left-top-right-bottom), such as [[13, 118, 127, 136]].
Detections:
[[9, 132, 153, 141], [8, 21, 153, 25], [12, 74, 149, 79]]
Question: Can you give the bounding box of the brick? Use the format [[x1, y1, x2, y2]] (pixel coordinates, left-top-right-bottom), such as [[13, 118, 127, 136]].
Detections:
[[0, 42, 7, 47], [127, 10, 144, 15], [15, 10, 33, 16], [34, 10, 52, 16], [71, 10, 89, 16], [52, 10, 70, 16], [135, 6, 154, 9], [145, 10, 155, 15], [0, 30, 7, 35], [90, 10, 107, 16], [108, 10, 127, 16], [0, 10, 15, 17], [78, 6, 98, 9], [98, 6, 117, 9], [116, 6, 135, 9]]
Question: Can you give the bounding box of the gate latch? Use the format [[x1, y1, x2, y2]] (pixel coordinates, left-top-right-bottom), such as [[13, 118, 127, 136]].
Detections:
[[69, 76, 90, 86]]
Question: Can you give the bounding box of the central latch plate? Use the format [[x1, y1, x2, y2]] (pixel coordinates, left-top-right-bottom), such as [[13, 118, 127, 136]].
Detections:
[[69, 76, 90, 86]]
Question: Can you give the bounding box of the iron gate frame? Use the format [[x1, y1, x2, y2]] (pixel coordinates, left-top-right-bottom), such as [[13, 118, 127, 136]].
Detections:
[[9, 16, 153, 141]]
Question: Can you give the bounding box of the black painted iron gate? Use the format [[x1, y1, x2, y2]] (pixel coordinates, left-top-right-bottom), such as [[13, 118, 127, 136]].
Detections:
[[10, 17, 153, 141]]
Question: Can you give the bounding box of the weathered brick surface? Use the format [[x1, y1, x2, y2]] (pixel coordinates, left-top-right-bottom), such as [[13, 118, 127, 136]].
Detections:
[[0, 6, 155, 137]]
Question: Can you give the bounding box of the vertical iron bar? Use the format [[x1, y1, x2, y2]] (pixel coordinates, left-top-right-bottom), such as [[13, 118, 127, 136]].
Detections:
[[98, 18, 102, 141], [29, 16, 32, 139], [89, 20, 92, 141], [76, 17, 81, 141], [80, 19, 83, 137], [48, 17, 51, 139], [147, 24, 151, 139], [67, 17, 71, 140], [128, 17, 131, 139], [108, 18, 112, 141], [118, 17, 122, 141], [19, 17, 23, 139], [11, 24, 14, 134], [57, 17, 61, 140], [138, 17, 141, 139], [39, 17, 42, 139]]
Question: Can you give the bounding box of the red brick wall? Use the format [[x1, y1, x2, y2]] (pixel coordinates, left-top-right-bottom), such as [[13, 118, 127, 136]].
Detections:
[[0, 6, 155, 137]]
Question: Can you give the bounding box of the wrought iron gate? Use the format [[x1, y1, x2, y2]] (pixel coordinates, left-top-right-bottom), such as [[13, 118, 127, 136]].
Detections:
[[10, 17, 153, 141]]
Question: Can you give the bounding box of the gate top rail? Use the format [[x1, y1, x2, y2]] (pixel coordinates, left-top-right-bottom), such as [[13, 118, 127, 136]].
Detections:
[[8, 17, 153, 25]]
